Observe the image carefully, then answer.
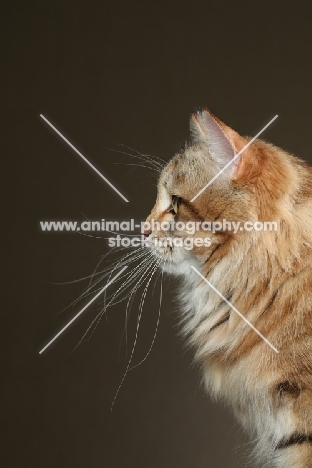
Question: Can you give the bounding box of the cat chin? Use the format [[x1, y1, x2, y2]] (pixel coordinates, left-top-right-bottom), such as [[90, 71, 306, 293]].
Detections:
[[149, 246, 190, 269], [160, 261, 194, 276], [156, 252, 202, 277], [159, 261, 181, 275], [148, 244, 205, 277]]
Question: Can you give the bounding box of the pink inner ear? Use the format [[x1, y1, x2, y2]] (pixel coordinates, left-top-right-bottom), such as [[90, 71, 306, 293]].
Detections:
[[190, 110, 250, 180], [232, 153, 242, 179], [191, 110, 236, 169]]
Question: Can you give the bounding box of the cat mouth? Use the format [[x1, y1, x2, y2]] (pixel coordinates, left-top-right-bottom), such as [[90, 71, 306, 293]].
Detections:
[[147, 240, 176, 265], [151, 245, 173, 259]]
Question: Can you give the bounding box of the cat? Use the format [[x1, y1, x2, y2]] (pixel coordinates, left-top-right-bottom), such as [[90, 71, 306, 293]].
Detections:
[[143, 109, 312, 468]]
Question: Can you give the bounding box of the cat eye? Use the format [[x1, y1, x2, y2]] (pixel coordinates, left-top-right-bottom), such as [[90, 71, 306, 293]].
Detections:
[[166, 196, 182, 215]]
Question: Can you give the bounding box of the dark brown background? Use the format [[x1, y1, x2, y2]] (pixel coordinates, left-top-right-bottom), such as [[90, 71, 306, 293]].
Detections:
[[2, 1, 312, 467]]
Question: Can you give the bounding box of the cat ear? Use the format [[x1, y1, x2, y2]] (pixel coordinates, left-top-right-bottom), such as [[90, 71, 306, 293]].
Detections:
[[190, 109, 249, 180]]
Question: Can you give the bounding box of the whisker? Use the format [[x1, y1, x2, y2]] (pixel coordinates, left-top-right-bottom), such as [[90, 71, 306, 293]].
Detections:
[[118, 144, 166, 168], [117, 255, 159, 357], [75, 230, 140, 239], [101, 247, 151, 319], [57, 247, 149, 316], [98, 252, 157, 314], [129, 265, 165, 371], [86, 253, 156, 341], [71, 252, 156, 350], [111, 258, 161, 411], [113, 162, 160, 173], [97, 252, 155, 319], [108, 147, 164, 172], [72, 247, 149, 303], [48, 247, 126, 286]]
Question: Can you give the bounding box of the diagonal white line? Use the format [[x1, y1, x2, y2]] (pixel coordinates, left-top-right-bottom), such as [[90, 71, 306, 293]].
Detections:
[[40, 114, 129, 202], [190, 115, 278, 202], [190, 266, 279, 353], [39, 266, 128, 354]]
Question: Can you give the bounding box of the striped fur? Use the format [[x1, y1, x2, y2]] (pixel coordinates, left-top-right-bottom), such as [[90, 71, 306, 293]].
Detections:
[[145, 109, 312, 467]]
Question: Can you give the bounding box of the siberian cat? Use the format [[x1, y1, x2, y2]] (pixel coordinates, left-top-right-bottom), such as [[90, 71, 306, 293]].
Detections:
[[144, 110, 312, 467]]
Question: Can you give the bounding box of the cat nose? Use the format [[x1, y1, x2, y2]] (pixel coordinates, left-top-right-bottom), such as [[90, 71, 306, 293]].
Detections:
[[142, 229, 151, 239]]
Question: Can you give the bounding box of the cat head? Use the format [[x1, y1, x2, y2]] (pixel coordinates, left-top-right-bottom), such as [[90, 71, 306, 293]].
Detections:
[[144, 109, 298, 274]]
